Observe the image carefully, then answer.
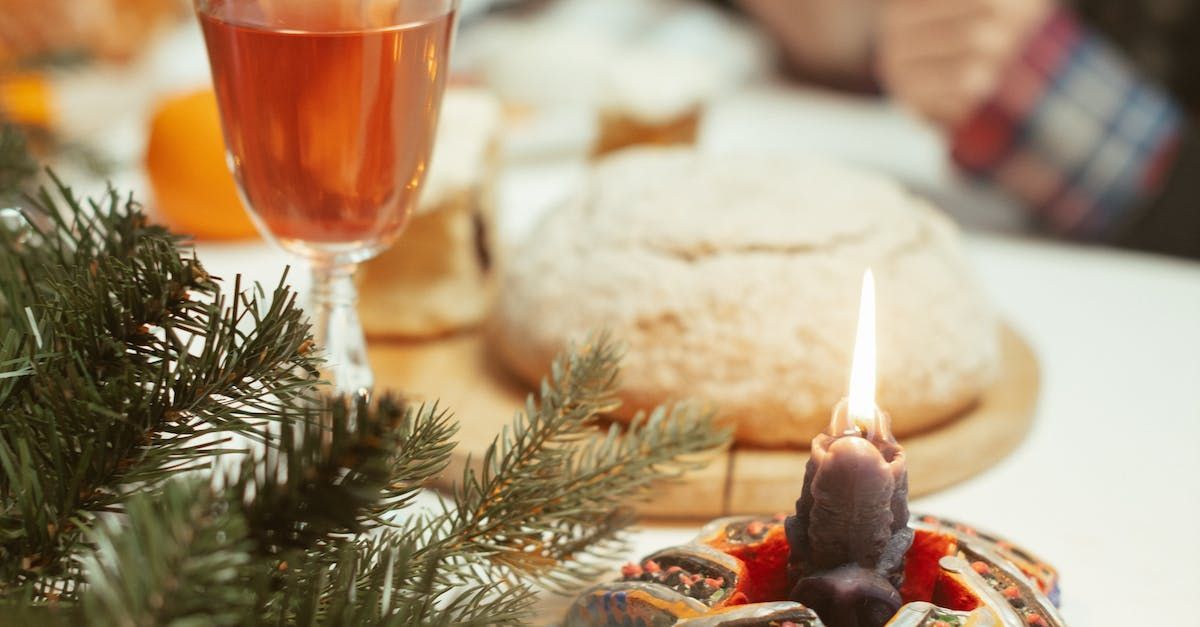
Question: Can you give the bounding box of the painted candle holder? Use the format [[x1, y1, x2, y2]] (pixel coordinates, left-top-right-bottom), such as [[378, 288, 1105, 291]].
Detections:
[[564, 514, 1064, 627]]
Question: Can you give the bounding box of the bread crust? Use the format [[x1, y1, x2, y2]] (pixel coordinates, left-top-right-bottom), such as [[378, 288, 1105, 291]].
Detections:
[[489, 148, 998, 447]]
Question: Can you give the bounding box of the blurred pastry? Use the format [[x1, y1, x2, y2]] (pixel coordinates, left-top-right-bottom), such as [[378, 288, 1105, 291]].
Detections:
[[0, 0, 185, 67], [489, 147, 999, 447], [359, 85, 503, 338], [456, 0, 771, 158]]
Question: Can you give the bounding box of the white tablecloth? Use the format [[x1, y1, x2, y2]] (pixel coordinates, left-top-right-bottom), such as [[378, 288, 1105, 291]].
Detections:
[[193, 86, 1200, 626]]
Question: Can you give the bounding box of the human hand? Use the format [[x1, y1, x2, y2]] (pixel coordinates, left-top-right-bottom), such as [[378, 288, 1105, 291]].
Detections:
[[878, 0, 1053, 128], [737, 0, 879, 89]]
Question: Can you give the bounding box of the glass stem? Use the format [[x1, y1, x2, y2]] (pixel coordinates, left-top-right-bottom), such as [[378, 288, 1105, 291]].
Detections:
[[309, 260, 373, 399]]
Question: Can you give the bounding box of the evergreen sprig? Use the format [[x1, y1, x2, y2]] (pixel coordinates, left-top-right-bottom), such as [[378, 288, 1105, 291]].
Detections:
[[0, 169, 318, 594], [0, 124, 732, 625], [419, 341, 729, 594], [79, 479, 256, 625]]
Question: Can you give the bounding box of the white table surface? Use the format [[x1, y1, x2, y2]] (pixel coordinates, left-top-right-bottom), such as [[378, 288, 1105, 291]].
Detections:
[[191, 87, 1200, 626]]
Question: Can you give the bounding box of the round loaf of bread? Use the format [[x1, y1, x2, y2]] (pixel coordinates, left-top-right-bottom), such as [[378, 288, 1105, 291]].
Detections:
[[489, 148, 999, 447]]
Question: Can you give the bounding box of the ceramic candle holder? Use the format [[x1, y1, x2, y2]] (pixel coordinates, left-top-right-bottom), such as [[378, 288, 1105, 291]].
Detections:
[[564, 514, 1064, 627]]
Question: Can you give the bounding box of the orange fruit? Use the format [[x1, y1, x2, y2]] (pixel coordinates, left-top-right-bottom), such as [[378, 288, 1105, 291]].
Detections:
[[0, 72, 54, 127], [145, 88, 258, 240]]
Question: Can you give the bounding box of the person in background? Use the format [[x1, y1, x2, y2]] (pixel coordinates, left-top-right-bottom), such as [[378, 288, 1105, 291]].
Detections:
[[739, 0, 1199, 260]]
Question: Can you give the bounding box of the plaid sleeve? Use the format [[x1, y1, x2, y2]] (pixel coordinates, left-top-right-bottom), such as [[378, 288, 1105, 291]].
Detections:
[[949, 7, 1184, 239]]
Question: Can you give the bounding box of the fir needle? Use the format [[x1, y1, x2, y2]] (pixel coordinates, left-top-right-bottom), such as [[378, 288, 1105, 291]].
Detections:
[[24, 306, 42, 349]]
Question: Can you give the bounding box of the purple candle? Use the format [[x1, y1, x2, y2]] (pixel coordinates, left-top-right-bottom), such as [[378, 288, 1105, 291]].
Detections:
[[785, 270, 913, 627]]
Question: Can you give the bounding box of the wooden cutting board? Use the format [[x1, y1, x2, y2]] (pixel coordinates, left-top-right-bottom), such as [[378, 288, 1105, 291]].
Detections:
[[369, 324, 1038, 521]]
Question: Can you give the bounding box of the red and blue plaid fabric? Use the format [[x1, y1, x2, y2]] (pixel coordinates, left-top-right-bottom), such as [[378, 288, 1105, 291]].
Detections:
[[950, 7, 1184, 239]]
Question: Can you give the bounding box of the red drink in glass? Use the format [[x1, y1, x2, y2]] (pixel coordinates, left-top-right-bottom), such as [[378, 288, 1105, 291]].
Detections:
[[199, 3, 454, 257]]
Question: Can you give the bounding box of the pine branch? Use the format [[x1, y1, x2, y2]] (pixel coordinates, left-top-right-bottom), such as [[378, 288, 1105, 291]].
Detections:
[[76, 479, 256, 626], [388, 335, 731, 620], [236, 393, 455, 554], [54, 391, 455, 627], [240, 336, 724, 625], [370, 401, 459, 519], [0, 173, 318, 595], [268, 522, 539, 626], [12, 333, 728, 625]]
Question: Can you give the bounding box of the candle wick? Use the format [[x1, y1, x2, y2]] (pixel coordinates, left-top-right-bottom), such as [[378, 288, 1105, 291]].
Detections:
[[828, 398, 876, 438], [842, 417, 874, 438]]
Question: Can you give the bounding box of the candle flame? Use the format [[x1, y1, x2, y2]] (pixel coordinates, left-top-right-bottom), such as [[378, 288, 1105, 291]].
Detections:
[[846, 269, 876, 423]]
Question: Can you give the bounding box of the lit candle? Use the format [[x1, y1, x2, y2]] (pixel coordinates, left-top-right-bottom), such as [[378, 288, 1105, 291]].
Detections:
[[784, 270, 913, 627]]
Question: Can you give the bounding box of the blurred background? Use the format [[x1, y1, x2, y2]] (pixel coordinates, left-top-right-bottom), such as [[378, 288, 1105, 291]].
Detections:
[[1, 0, 1195, 257]]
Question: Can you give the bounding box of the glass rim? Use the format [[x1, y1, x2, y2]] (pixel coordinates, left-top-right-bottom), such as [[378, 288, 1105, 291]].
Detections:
[[194, 0, 460, 33]]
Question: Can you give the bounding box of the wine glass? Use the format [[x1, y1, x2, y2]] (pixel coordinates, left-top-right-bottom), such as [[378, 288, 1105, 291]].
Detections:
[[194, 0, 458, 397]]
